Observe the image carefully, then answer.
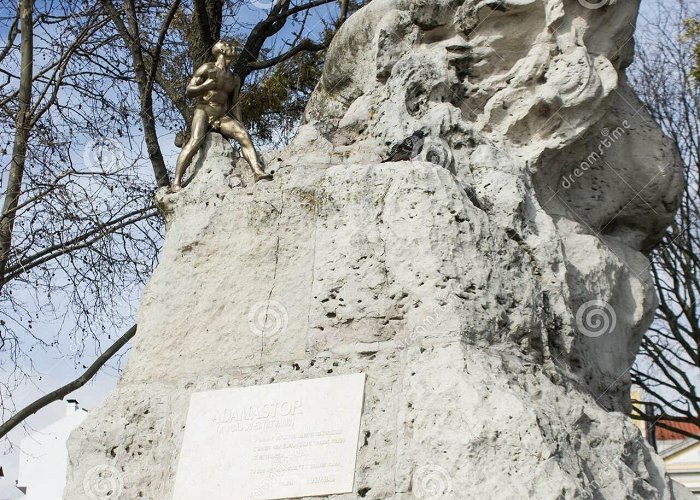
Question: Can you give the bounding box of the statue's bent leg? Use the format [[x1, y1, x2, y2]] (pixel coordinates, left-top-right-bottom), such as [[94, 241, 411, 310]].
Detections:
[[219, 118, 272, 181], [173, 109, 209, 191]]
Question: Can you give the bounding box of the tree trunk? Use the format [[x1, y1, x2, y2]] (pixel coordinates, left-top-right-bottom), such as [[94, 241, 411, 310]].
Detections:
[[123, 0, 170, 187], [0, 0, 33, 280], [190, 0, 224, 69], [101, 0, 170, 187]]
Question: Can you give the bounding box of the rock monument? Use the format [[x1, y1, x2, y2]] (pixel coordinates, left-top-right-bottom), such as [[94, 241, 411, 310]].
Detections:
[[65, 0, 691, 498]]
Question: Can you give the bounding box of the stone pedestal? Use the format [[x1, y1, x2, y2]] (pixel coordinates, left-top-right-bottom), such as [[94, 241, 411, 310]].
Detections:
[[66, 0, 690, 497]]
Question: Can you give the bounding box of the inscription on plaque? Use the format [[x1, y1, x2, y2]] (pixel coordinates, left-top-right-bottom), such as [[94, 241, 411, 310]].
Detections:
[[172, 373, 366, 500]]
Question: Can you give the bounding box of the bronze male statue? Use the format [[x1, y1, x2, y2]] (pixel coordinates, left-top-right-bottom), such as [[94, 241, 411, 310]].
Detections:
[[172, 40, 272, 192]]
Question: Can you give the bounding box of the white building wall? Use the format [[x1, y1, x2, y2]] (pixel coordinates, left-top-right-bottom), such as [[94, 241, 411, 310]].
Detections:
[[17, 402, 87, 500], [663, 441, 700, 498]]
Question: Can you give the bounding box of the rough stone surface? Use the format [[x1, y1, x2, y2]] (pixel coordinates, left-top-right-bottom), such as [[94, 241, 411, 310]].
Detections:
[[66, 1, 690, 499]]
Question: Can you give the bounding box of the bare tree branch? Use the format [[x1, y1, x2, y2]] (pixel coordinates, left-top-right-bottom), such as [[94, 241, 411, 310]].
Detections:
[[247, 38, 325, 71], [0, 324, 136, 439], [0, 0, 34, 281]]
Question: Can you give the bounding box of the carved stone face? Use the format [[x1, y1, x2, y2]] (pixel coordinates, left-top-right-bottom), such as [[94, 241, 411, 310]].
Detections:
[[283, 0, 683, 407], [296, 0, 679, 251]]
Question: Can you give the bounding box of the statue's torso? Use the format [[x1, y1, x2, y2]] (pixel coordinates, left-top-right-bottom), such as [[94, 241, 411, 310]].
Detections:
[[197, 64, 238, 117]]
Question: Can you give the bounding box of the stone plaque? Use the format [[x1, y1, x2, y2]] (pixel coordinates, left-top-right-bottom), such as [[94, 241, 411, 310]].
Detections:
[[172, 373, 366, 500]]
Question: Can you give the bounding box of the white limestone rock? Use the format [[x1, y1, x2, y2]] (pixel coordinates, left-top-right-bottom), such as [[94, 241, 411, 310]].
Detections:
[[65, 0, 688, 498]]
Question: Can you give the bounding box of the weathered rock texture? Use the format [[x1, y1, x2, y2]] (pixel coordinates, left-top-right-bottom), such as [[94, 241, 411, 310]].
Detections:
[[66, 0, 691, 499]]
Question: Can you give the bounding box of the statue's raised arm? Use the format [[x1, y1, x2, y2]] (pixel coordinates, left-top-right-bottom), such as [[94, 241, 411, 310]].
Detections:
[[184, 65, 218, 99], [172, 40, 272, 192]]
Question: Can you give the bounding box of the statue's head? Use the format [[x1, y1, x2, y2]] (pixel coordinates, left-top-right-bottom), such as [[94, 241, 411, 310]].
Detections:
[[212, 39, 237, 61]]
